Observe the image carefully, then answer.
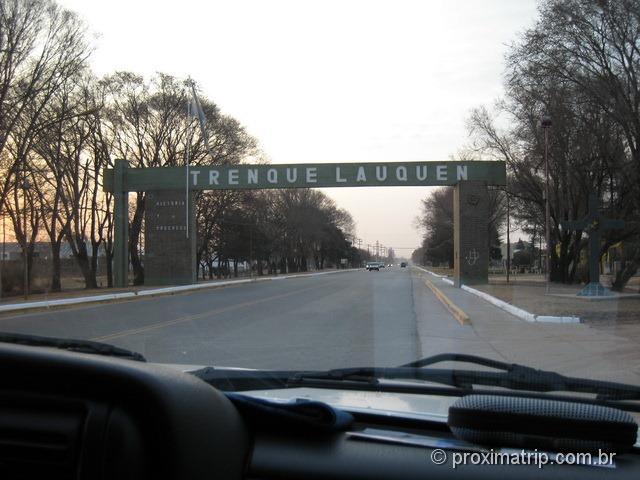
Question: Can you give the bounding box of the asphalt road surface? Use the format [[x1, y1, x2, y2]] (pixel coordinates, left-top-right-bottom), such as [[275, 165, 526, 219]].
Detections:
[[0, 268, 439, 369], [2, 268, 639, 387]]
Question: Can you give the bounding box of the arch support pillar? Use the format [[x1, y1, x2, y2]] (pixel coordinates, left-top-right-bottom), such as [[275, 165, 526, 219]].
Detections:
[[113, 159, 129, 288], [454, 180, 489, 287]]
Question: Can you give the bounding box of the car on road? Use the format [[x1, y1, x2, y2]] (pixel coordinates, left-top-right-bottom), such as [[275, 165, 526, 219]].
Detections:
[[365, 262, 380, 271], [400, 262, 407, 268]]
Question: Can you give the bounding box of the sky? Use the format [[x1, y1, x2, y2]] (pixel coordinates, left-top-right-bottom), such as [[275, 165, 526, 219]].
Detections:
[[59, 0, 539, 255]]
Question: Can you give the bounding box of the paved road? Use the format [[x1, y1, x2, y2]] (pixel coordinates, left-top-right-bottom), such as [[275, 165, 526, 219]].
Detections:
[[0, 268, 441, 370], [2, 267, 638, 386]]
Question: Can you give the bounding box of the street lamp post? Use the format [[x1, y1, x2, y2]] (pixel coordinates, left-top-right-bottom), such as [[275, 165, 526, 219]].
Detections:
[[541, 116, 552, 293]]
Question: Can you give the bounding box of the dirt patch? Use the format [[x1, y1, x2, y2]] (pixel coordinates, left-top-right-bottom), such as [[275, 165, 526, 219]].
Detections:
[[475, 281, 640, 323]]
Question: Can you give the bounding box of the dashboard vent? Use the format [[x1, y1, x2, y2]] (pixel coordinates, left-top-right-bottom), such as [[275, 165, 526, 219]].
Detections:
[[0, 405, 85, 479]]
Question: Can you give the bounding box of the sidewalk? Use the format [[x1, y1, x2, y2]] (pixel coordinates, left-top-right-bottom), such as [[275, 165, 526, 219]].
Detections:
[[418, 268, 640, 323], [411, 270, 640, 390]]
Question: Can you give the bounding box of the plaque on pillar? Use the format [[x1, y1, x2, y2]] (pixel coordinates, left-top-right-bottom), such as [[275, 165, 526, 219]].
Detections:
[[454, 181, 489, 287], [144, 190, 196, 285]]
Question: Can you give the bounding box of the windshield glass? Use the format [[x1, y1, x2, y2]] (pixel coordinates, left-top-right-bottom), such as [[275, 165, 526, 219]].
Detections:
[[1, 0, 639, 417]]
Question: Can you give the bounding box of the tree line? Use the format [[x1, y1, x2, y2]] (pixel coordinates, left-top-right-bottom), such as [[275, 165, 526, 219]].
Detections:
[[0, 0, 357, 294], [416, 0, 640, 290], [196, 188, 363, 279]]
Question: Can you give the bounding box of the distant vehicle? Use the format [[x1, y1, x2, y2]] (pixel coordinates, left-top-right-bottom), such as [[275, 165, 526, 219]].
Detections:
[[400, 262, 407, 268], [366, 262, 379, 271], [379, 263, 385, 268]]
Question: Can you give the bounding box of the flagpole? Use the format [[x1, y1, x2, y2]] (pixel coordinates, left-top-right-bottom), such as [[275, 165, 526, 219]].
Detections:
[[185, 79, 213, 243], [185, 92, 191, 239]]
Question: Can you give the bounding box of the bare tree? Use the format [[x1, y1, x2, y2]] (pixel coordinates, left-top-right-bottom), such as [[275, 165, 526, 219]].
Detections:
[[0, 0, 90, 213], [0, 0, 90, 293], [466, 0, 640, 286], [102, 72, 257, 284]]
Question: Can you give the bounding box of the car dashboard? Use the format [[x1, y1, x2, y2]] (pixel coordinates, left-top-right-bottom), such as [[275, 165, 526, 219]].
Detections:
[[0, 343, 638, 480]]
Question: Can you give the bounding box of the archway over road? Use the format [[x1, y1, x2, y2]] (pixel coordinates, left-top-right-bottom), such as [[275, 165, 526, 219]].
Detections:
[[104, 161, 506, 287]]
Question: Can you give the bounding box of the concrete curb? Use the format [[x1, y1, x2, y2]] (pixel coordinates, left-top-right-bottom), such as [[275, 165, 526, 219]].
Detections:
[[460, 284, 536, 323], [0, 268, 360, 314], [423, 278, 470, 325], [460, 285, 581, 324], [534, 315, 582, 324], [413, 266, 454, 285], [412, 266, 581, 324]]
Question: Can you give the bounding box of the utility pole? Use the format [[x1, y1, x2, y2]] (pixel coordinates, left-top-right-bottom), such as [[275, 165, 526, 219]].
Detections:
[[541, 116, 552, 293], [506, 189, 510, 284]]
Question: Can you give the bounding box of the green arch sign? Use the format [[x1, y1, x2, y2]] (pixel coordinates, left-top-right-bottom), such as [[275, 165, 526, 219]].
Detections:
[[104, 161, 506, 191], [104, 160, 506, 287]]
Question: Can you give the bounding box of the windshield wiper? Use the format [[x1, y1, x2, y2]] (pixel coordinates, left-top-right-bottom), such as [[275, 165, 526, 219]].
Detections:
[[0, 332, 146, 362], [293, 353, 640, 401], [197, 353, 640, 403]]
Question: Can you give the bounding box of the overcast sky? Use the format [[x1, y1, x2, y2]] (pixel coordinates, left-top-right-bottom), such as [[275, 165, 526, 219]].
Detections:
[[59, 0, 539, 255]]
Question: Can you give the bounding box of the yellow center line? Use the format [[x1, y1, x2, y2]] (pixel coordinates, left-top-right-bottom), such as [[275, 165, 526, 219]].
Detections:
[[91, 281, 333, 342]]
